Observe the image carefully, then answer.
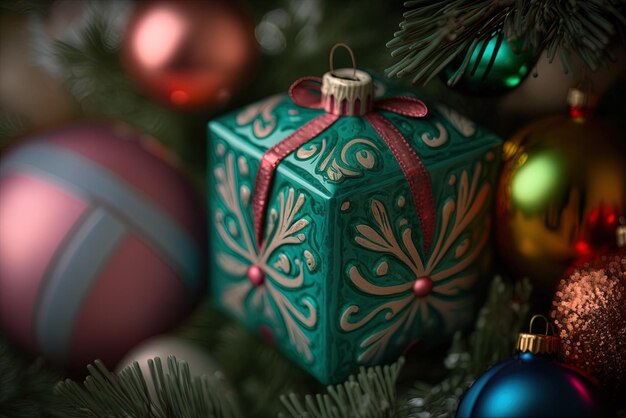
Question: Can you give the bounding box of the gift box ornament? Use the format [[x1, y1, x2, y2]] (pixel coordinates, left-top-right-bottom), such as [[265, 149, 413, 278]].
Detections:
[[208, 45, 502, 384]]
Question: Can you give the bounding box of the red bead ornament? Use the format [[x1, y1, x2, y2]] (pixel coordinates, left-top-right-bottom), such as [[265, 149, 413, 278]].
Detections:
[[247, 265, 265, 287], [412, 276, 433, 298]]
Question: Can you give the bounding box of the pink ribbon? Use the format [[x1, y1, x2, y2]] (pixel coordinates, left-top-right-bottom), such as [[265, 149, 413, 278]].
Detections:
[[252, 76, 436, 254]]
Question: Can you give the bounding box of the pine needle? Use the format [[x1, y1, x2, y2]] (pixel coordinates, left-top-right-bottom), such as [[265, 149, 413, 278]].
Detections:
[[0, 111, 27, 152], [29, 2, 190, 158], [55, 357, 241, 418], [279, 358, 404, 418], [0, 337, 74, 418], [387, 0, 626, 85]]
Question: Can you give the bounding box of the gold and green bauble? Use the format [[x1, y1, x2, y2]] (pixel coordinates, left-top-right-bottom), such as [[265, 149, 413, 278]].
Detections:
[[495, 88, 626, 296]]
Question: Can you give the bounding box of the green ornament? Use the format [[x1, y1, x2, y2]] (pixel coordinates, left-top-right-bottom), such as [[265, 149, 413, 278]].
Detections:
[[207, 68, 501, 384], [441, 35, 537, 96]]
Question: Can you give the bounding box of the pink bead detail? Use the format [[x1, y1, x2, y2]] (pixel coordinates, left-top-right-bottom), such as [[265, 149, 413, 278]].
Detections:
[[260, 324, 274, 345], [323, 96, 335, 114], [247, 265, 265, 287], [412, 276, 433, 298], [322, 95, 372, 116]]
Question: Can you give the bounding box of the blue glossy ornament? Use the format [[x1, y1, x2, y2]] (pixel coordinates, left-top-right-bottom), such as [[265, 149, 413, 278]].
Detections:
[[456, 316, 609, 418]]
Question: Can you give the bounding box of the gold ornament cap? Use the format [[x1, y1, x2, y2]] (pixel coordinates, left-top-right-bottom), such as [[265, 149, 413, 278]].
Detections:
[[566, 88, 598, 109], [321, 43, 373, 116], [516, 314, 559, 355], [567, 87, 599, 121], [617, 217, 626, 248]]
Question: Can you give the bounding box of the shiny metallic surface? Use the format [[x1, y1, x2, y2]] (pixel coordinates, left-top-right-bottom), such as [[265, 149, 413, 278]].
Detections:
[[441, 35, 537, 96], [456, 352, 607, 417], [121, 0, 258, 110], [495, 115, 626, 294]]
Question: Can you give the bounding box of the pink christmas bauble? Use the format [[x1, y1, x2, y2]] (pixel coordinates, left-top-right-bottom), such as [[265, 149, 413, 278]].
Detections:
[[0, 122, 206, 372]]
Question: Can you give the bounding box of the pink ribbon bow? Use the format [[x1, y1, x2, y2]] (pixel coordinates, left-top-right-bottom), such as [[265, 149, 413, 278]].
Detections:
[[252, 76, 436, 254]]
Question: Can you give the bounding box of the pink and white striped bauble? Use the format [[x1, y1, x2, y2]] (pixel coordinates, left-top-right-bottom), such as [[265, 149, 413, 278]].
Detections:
[[0, 122, 206, 372]]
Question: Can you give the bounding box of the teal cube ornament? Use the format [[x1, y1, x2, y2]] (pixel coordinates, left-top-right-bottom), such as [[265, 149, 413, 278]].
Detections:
[[208, 65, 501, 384]]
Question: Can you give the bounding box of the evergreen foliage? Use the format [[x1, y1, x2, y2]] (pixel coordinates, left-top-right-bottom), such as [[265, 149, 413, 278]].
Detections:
[[56, 358, 240, 418], [279, 360, 404, 418], [36, 10, 191, 159], [0, 336, 72, 418], [387, 0, 626, 85]]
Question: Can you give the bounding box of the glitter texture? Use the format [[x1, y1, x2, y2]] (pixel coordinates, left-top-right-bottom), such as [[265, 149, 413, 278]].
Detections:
[[551, 249, 626, 391]]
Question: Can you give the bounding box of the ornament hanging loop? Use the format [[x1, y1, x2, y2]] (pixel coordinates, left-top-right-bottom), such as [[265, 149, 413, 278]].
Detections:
[[529, 314, 556, 336], [329, 43, 357, 80], [529, 314, 552, 336], [321, 44, 373, 116]]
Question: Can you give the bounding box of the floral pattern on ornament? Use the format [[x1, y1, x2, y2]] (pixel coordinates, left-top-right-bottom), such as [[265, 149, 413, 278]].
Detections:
[[236, 95, 284, 138], [214, 147, 318, 361], [435, 104, 476, 137], [295, 137, 381, 182], [340, 161, 490, 363]]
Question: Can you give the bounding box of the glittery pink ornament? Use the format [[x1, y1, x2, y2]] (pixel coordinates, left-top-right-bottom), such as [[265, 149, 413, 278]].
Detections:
[[551, 247, 626, 391]]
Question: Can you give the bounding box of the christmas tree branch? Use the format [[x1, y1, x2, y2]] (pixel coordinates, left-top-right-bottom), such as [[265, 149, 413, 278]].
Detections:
[[0, 0, 49, 14], [279, 358, 404, 418], [55, 357, 241, 418], [387, 0, 626, 85], [0, 111, 27, 153], [29, 4, 191, 158], [213, 323, 320, 417], [0, 336, 74, 418]]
